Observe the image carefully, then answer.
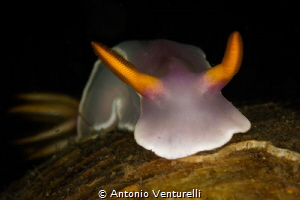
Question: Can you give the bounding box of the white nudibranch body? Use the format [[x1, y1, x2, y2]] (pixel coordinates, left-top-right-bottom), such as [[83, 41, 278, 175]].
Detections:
[[77, 32, 251, 159]]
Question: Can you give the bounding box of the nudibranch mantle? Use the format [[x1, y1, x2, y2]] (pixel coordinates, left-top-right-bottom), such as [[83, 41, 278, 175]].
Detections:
[[78, 32, 251, 159]]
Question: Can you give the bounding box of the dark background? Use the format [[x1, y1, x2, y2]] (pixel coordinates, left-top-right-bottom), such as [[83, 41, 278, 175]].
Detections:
[[1, 1, 299, 192]]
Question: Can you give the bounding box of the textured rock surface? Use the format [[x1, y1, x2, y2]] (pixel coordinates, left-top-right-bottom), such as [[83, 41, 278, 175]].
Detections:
[[1, 102, 300, 199]]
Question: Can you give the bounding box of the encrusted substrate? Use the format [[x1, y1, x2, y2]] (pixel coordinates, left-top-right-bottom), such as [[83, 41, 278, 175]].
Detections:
[[1, 102, 300, 199]]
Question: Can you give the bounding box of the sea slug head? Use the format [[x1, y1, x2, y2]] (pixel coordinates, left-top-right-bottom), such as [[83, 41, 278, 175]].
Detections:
[[91, 32, 251, 159]]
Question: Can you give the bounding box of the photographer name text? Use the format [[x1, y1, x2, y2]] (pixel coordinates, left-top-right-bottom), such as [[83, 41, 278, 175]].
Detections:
[[98, 189, 201, 198]]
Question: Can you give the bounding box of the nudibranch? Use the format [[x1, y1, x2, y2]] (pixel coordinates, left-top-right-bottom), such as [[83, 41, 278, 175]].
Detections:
[[77, 32, 251, 159]]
